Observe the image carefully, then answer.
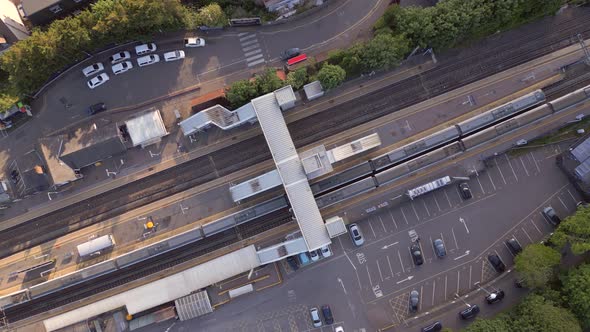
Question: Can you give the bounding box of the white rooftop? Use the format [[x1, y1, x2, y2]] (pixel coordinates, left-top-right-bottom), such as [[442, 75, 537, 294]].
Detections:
[[230, 169, 282, 202], [179, 103, 257, 135], [125, 109, 168, 148]]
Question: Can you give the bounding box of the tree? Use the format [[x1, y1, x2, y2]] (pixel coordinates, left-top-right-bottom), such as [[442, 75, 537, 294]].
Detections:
[[562, 264, 590, 329], [463, 316, 511, 332], [317, 64, 345, 90], [197, 3, 227, 27], [361, 33, 411, 71], [225, 79, 257, 108], [254, 68, 284, 95], [286, 68, 308, 90], [551, 205, 590, 255], [511, 294, 581, 332], [514, 243, 560, 289]]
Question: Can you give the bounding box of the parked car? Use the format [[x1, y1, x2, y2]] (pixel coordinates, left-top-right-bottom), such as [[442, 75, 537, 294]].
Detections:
[[109, 51, 131, 64], [185, 37, 206, 47], [164, 50, 185, 62], [411, 243, 424, 265], [421, 321, 443, 332], [485, 290, 505, 304], [334, 326, 344, 332], [286, 256, 299, 271], [135, 43, 157, 55], [82, 62, 104, 77], [320, 245, 332, 258], [433, 239, 446, 258], [542, 206, 561, 226], [487, 254, 506, 273], [280, 47, 301, 60], [349, 223, 364, 246], [506, 238, 522, 255], [298, 252, 311, 266], [112, 61, 133, 75], [459, 305, 480, 319], [87, 102, 106, 115], [309, 250, 320, 262], [409, 290, 420, 312], [459, 182, 472, 199], [87, 73, 109, 89], [321, 305, 334, 324], [137, 54, 160, 67], [309, 307, 322, 327]]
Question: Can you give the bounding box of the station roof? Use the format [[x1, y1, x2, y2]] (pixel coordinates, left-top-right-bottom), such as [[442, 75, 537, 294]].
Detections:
[[230, 169, 282, 202], [251, 93, 331, 251], [327, 133, 382, 163], [572, 138, 590, 163], [38, 137, 79, 186], [303, 80, 324, 101], [180, 103, 256, 135], [124, 109, 168, 147]]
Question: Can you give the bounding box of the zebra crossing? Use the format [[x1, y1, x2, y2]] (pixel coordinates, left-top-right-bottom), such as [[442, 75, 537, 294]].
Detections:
[[238, 32, 266, 67]]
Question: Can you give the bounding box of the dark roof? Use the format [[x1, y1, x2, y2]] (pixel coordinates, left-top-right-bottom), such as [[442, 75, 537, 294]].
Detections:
[[58, 123, 126, 170], [21, 0, 60, 16], [9, 150, 50, 197]]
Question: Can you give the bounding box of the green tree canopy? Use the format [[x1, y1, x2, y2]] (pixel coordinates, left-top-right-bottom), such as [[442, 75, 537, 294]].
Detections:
[[551, 205, 590, 255], [197, 3, 227, 27], [317, 64, 345, 90], [225, 79, 257, 108], [286, 68, 308, 90], [463, 316, 511, 332], [254, 68, 284, 95], [562, 264, 590, 329], [514, 243, 560, 289], [511, 294, 581, 332], [361, 33, 411, 71]]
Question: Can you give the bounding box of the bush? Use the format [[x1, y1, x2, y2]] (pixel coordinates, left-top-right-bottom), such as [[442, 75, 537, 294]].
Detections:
[[254, 68, 284, 95], [286, 68, 308, 90], [317, 64, 345, 90], [514, 243, 561, 289], [225, 79, 257, 108]]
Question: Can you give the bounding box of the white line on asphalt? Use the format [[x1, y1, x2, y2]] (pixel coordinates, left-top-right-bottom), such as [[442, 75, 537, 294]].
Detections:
[[522, 226, 534, 243], [444, 275, 448, 300], [377, 259, 384, 282], [460, 217, 470, 234], [530, 152, 541, 174], [429, 236, 436, 258], [411, 202, 420, 221], [379, 215, 387, 233], [469, 265, 473, 286], [567, 189, 578, 205], [398, 250, 406, 273], [422, 199, 431, 217], [558, 196, 568, 210], [481, 260, 485, 282], [519, 156, 530, 177], [433, 194, 442, 211], [388, 210, 398, 229], [505, 154, 518, 182], [244, 49, 262, 57], [247, 58, 266, 67], [440, 232, 447, 250], [431, 281, 436, 306], [529, 219, 542, 235], [504, 242, 515, 256], [476, 176, 485, 195], [419, 241, 428, 261], [455, 185, 463, 201], [387, 255, 394, 278], [400, 207, 409, 224], [366, 265, 373, 288], [238, 32, 249, 36], [241, 38, 259, 47], [452, 227, 459, 250], [245, 53, 264, 62], [239, 34, 257, 42], [486, 170, 497, 191], [456, 270, 461, 294], [242, 43, 260, 52], [343, 249, 356, 271], [443, 189, 452, 208], [369, 218, 377, 238], [495, 158, 507, 184]]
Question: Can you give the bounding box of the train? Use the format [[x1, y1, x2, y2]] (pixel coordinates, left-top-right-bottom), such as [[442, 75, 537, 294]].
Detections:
[[315, 85, 590, 208]]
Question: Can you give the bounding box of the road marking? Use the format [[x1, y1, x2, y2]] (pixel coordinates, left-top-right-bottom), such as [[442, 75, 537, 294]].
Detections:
[[456, 270, 461, 294], [411, 202, 420, 221], [420, 285, 424, 310], [377, 259, 384, 282], [382, 242, 399, 250], [244, 49, 262, 57], [343, 250, 356, 271], [433, 194, 442, 211], [429, 236, 436, 258], [431, 281, 436, 306], [400, 207, 409, 225], [455, 185, 463, 201], [245, 53, 264, 62], [486, 170, 497, 191], [503, 242, 515, 256], [440, 232, 447, 252], [337, 277, 347, 295], [368, 219, 377, 238], [481, 260, 485, 282], [366, 265, 373, 288], [239, 34, 257, 42], [397, 276, 414, 284], [397, 250, 406, 273], [452, 227, 459, 249], [247, 58, 266, 67], [529, 219, 542, 235], [522, 226, 534, 243], [519, 156, 530, 177], [422, 199, 431, 217], [444, 275, 448, 300], [443, 189, 452, 207], [558, 196, 568, 210], [476, 176, 485, 195], [242, 43, 260, 52], [387, 255, 394, 278], [388, 210, 398, 229], [494, 158, 507, 184], [454, 250, 470, 260], [238, 32, 249, 36], [379, 215, 387, 233], [241, 39, 259, 47], [505, 154, 518, 182], [469, 265, 473, 287], [530, 152, 541, 174], [567, 189, 577, 204], [459, 217, 470, 234]]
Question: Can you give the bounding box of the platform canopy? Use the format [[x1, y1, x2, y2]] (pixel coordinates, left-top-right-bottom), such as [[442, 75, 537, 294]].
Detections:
[[125, 109, 168, 148]]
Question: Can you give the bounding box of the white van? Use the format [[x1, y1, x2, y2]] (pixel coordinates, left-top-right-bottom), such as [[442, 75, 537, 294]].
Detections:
[[135, 43, 157, 55], [164, 50, 185, 62], [137, 54, 160, 67]]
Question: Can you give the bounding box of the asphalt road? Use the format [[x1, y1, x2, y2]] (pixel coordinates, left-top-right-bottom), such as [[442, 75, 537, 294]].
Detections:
[[135, 143, 580, 332]]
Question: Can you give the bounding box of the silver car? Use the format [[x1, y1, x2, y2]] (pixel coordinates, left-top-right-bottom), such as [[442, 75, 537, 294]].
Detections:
[[349, 223, 364, 246], [310, 307, 322, 327]]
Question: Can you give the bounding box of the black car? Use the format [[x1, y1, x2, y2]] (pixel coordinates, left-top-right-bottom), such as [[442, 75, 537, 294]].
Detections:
[[409, 290, 420, 312], [321, 305, 334, 325], [459, 182, 472, 200], [459, 305, 480, 319], [286, 256, 299, 271], [506, 238, 522, 255], [542, 206, 561, 226], [433, 239, 446, 258], [280, 47, 301, 60], [88, 102, 106, 115], [488, 254, 506, 273], [410, 243, 424, 265], [485, 290, 505, 304], [421, 321, 442, 332]]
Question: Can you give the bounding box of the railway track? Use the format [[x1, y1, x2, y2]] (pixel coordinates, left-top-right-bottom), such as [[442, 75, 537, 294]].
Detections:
[[2, 10, 590, 259]]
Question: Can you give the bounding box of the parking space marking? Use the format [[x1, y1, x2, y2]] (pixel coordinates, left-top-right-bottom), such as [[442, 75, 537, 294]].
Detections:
[[443, 189, 453, 207], [558, 196, 568, 210], [429, 236, 436, 258], [522, 226, 534, 243], [481, 260, 485, 282], [420, 285, 424, 311], [433, 194, 442, 211], [519, 156, 530, 177], [400, 207, 410, 225], [398, 250, 406, 273], [494, 158, 507, 184], [366, 265, 374, 288], [529, 152, 541, 174], [444, 275, 448, 300], [455, 185, 463, 202], [419, 241, 429, 261], [377, 259, 384, 282], [422, 199, 431, 217], [379, 215, 387, 233], [476, 176, 485, 195], [504, 241, 516, 256], [387, 255, 394, 279], [369, 219, 377, 238], [505, 154, 519, 181], [456, 270, 461, 295], [411, 202, 420, 221], [530, 219, 542, 235], [469, 265, 473, 287], [452, 227, 459, 250], [431, 281, 436, 306], [388, 210, 399, 229], [486, 170, 497, 191], [566, 189, 577, 204]]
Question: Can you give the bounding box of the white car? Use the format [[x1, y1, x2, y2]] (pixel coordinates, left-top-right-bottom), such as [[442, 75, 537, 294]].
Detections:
[[135, 43, 157, 55], [82, 62, 104, 77], [164, 50, 185, 62], [184, 37, 205, 47], [112, 61, 133, 75], [87, 73, 109, 89], [137, 54, 160, 67], [109, 51, 131, 64], [320, 245, 332, 258], [309, 250, 319, 262]]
